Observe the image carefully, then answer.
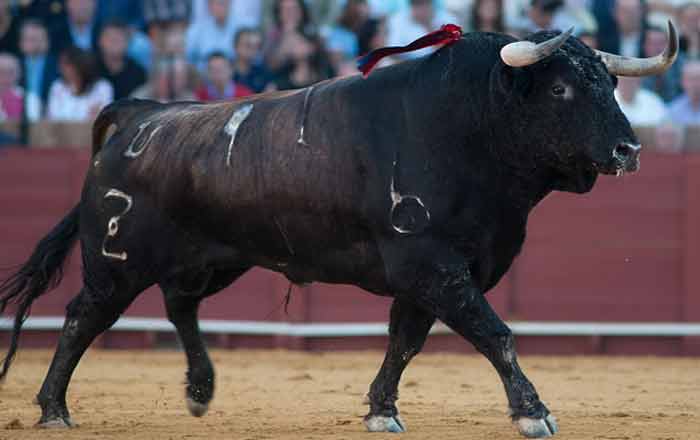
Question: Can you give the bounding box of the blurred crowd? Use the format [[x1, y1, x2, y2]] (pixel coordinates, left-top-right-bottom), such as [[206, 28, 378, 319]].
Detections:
[[0, 0, 698, 151]]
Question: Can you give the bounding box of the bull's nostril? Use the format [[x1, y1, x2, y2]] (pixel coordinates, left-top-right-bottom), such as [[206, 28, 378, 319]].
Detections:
[[614, 144, 631, 158]]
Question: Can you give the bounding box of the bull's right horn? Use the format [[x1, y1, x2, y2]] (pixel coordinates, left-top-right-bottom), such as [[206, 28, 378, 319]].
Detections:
[[594, 20, 678, 77], [500, 27, 574, 67]]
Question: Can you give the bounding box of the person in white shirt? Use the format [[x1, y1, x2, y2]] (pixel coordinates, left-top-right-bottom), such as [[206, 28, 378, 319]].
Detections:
[[47, 47, 113, 122], [668, 60, 700, 126], [386, 0, 459, 60], [614, 76, 667, 126], [186, 0, 240, 72]]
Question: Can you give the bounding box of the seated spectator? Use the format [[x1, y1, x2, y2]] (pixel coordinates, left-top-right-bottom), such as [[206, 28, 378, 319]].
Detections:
[[131, 56, 196, 102], [654, 121, 685, 153], [0, 52, 40, 121], [386, 0, 459, 60], [614, 0, 645, 57], [468, 0, 504, 33], [144, 0, 191, 55], [192, 0, 262, 30], [18, 19, 58, 108], [323, 0, 369, 71], [95, 0, 152, 70], [0, 0, 20, 54], [47, 47, 113, 121], [668, 61, 700, 125], [52, 0, 100, 53], [678, 2, 700, 59], [271, 34, 335, 90], [641, 26, 683, 102], [522, 0, 564, 32], [96, 0, 145, 31], [186, 0, 239, 72], [97, 20, 146, 100], [614, 76, 667, 126], [195, 52, 253, 101], [264, 0, 315, 72], [233, 28, 271, 93]]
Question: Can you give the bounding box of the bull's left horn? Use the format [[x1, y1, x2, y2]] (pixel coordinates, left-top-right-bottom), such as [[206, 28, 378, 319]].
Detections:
[[595, 20, 679, 77], [500, 27, 574, 67]]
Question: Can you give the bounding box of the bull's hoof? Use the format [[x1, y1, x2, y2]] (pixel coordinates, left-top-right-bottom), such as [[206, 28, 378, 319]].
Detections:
[[363, 415, 406, 433], [513, 414, 558, 438], [186, 397, 209, 417], [37, 417, 75, 429]]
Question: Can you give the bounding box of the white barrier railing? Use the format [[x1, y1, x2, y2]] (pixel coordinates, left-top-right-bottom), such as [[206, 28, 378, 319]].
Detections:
[[1, 317, 700, 337]]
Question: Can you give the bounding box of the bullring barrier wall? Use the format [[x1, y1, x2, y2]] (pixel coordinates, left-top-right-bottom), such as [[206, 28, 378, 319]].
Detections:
[[0, 147, 699, 355]]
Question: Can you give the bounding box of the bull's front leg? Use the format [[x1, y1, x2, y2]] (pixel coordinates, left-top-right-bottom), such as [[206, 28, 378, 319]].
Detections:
[[404, 259, 557, 438], [364, 299, 435, 433]]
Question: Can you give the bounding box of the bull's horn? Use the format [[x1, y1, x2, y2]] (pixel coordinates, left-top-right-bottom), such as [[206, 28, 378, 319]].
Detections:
[[500, 27, 574, 67], [594, 20, 678, 77]]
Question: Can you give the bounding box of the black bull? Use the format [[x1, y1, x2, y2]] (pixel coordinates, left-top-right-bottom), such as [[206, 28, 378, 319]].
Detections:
[[0, 29, 673, 437]]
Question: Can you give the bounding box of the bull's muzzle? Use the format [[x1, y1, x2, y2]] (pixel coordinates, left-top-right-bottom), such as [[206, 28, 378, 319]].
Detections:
[[612, 142, 641, 174]]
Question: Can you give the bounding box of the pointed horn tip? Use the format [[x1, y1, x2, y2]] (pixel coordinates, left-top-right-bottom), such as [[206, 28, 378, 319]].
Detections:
[[666, 20, 679, 60]]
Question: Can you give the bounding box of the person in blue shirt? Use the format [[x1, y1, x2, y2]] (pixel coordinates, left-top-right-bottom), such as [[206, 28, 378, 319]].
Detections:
[[18, 19, 58, 109]]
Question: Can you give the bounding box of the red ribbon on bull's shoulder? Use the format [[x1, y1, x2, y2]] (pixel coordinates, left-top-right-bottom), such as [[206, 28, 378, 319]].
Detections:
[[357, 24, 463, 77]]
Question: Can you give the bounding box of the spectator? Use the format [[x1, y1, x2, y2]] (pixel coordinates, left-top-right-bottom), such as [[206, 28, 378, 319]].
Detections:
[[0, 0, 20, 54], [47, 46, 113, 121], [195, 52, 253, 101], [96, 0, 145, 31], [18, 19, 58, 107], [271, 33, 335, 90], [192, 0, 262, 29], [522, 0, 565, 32], [614, 76, 667, 126], [386, 0, 459, 60], [678, 2, 700, 59], [233, 28, 271, 93], [654, 121, 685, 153], [264, 0, 315, 72], [0, 52, 40, 121], [52, 0, 100, 53], [468, 0, 504, 33], [642, 26, 683, 102], [144, 0, 191, 55], [614, 0, 645, 57], [97, 20, 146, 100], [323, 0, 369, 70], [95, 0, 152, 70], [668, 60, 700, 125], [131, 56, 196, 102], [186, 0, 240, 71]]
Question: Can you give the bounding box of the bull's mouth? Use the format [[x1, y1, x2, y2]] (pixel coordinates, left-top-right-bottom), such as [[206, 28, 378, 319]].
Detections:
[[594, 143, 642, 176]]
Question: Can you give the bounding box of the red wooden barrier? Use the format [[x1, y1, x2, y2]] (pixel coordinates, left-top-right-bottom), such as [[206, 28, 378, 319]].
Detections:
[[0, 147, 698, 355]]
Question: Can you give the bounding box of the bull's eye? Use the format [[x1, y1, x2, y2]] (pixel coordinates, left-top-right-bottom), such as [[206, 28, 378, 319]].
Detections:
[[552, 85, 566, 96]]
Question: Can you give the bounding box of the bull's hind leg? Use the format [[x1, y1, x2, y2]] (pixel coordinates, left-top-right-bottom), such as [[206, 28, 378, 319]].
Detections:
[[36, 279, 151, 427], [161, 267, 249, 417], [364, 299, 434, 433]]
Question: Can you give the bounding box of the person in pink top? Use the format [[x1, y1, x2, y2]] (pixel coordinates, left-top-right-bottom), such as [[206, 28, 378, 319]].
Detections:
[[0, 52, 40, 121]]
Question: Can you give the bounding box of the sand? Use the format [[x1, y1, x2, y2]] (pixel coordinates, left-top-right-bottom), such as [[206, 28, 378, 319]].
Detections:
[[0, 350, 698, 439]]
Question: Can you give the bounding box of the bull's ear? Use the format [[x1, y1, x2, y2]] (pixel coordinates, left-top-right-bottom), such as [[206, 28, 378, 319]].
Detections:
[[493, 63, 532, 97]]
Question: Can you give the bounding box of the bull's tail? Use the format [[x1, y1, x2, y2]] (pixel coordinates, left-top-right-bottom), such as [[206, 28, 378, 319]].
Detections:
[[0, 205, 80, 381]]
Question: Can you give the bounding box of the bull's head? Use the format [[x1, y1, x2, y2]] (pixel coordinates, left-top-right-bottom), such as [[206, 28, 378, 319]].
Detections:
[[494, 22, 678, 193]]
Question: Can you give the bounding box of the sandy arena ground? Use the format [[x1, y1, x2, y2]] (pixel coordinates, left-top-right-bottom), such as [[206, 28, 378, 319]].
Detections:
[[0, 350, 698, 440]]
